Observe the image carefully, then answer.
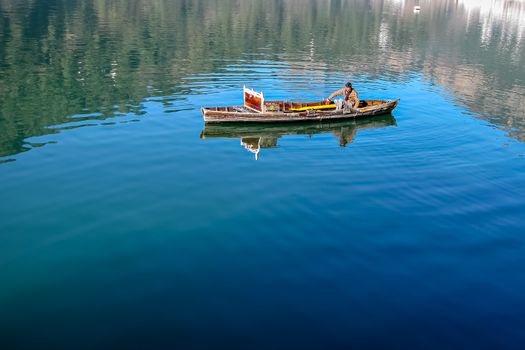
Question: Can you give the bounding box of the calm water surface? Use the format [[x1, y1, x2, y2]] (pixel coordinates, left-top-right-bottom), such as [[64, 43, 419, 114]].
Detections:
[[1, 0, 525, 348]]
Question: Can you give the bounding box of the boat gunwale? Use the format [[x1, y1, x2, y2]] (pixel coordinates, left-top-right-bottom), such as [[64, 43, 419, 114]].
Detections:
[[202, 99, 400, 123]]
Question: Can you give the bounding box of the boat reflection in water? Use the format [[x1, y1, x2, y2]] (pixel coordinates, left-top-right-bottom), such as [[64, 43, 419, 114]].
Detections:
[[200, 115, 397, 160]]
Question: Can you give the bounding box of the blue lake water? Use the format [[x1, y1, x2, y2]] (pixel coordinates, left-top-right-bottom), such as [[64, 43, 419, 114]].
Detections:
[[1, 0, 525, 348]]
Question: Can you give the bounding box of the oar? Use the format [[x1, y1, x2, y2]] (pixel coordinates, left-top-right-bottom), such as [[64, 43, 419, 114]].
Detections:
[[290, 103, 336, 112]]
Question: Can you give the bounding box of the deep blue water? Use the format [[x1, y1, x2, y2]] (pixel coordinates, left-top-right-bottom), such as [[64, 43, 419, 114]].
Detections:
[[1, 0, 525, 349]]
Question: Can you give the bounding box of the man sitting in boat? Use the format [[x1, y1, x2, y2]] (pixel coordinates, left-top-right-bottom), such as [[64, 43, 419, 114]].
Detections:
[[325, 82, 360, 112]]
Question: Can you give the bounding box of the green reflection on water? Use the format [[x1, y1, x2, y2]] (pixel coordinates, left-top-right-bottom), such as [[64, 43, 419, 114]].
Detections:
[[0, 0, 524, 157]]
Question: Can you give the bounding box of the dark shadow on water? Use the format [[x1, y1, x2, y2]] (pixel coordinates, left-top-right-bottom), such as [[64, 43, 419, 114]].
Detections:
[[200, 115, 397, 160]]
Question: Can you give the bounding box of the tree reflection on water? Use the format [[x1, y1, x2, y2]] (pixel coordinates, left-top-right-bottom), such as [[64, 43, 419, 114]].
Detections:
[[0, 0, 524, 157]]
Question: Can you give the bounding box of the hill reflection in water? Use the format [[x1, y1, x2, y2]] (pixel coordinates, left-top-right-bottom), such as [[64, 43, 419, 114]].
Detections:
[[0, 0, 524, 158]]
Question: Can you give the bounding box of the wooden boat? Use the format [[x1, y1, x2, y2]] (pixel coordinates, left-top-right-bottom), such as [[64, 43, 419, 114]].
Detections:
[[201, 86, 399, 123], [200, 115, 397, 159]]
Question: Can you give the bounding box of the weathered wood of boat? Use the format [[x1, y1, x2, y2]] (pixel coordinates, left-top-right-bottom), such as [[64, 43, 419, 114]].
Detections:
[[201, 86, 400, 123]]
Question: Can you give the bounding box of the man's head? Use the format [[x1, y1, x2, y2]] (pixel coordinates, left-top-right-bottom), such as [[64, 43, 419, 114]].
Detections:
[[345, 82, 353, 91]]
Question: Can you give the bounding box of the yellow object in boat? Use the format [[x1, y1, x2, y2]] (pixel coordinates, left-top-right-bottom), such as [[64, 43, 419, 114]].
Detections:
[[290, 104, 336, 112]]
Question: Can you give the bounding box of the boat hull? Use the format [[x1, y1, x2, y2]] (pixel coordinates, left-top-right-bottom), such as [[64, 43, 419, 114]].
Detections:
[[202, 99, 399, 123]]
